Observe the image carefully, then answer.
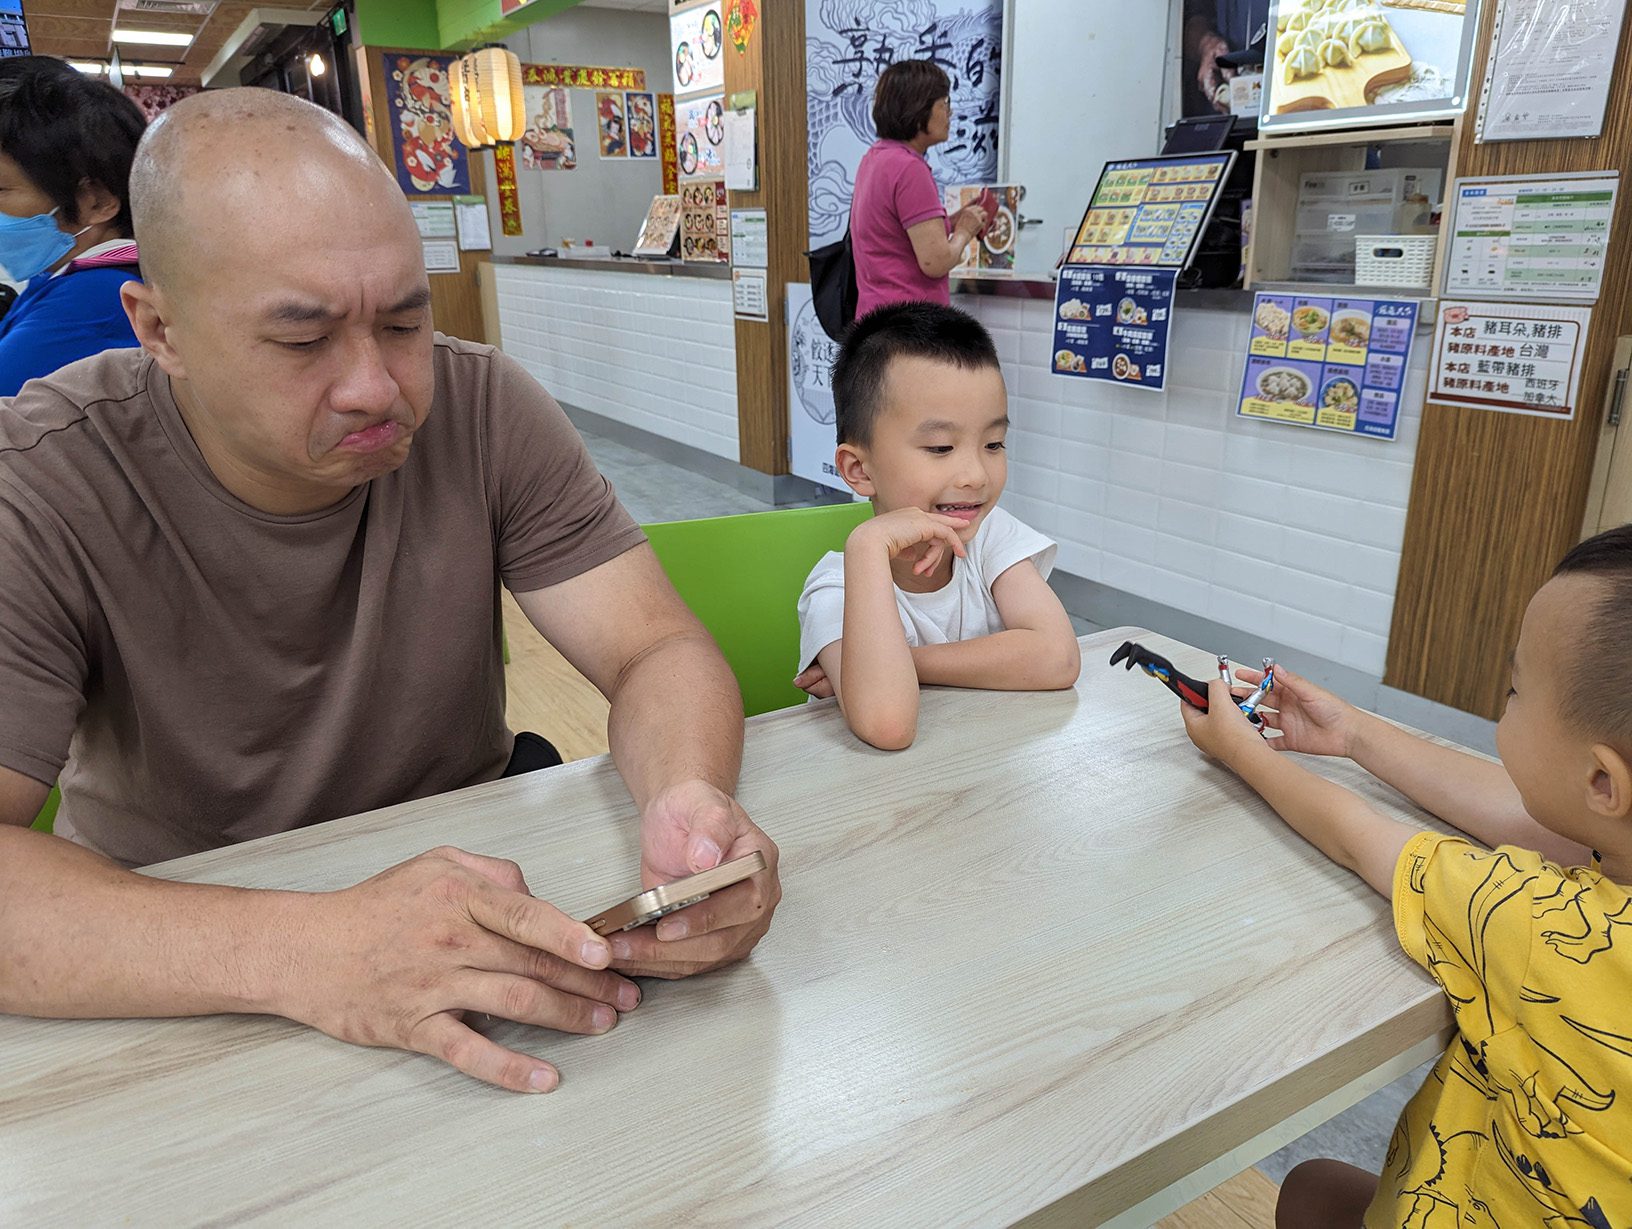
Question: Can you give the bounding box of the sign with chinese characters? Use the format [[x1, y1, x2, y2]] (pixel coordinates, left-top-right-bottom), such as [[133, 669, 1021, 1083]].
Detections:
[[1236, 293, 1420, 440], [1429, 300, 1590, 420], [1066, 154, 1234, 269], [1444, 173, 1618, 302], [805, 0, 1002, 246], [787, 282, 850, 494], [1477, 0, 1628, 142], [493, 144, 522, 236], [521, 64, 647, 90], [1051, 266, 1175, 394]]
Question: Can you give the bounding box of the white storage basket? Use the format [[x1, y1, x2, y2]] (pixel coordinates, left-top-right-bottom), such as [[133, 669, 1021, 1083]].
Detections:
[[1354, 234, 1437, 290]]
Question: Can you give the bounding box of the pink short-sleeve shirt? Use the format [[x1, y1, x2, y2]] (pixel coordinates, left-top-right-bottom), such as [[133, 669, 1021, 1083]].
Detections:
[[850, 139, 950, 317]]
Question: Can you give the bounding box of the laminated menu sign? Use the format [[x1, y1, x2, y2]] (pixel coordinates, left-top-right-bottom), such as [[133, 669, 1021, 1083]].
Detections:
[[1050, 265, 1175, 393], [1429, 300, 1590, 420], [1236, 292, 1419, 440], [1066, 154, 1233, 269]]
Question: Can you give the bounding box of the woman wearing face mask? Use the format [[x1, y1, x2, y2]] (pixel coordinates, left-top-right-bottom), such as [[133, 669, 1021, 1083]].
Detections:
[[0, 57, 146, 397]]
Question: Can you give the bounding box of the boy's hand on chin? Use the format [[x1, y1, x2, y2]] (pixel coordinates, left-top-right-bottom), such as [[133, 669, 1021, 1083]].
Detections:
[[1182, 679, 1267, 767], [852, 507, 971, 576]]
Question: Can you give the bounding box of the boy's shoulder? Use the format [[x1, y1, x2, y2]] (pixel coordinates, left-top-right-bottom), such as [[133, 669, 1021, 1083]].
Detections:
[[969, 507, 1057, 587]]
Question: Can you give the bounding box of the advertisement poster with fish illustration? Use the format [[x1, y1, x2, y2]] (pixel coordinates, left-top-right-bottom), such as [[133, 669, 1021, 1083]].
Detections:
[[1236, 292, 1419, 439], [805, 0, 1002, 246], [385, 54, 470, 195]]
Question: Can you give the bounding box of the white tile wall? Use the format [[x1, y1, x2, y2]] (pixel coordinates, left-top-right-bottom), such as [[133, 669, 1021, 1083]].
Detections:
[[494, 265, 740, 461], [959, 295, 1430, 677]]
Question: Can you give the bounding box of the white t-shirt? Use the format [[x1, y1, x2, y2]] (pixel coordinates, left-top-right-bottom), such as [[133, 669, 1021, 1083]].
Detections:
[[796, 506, 1057, 672]]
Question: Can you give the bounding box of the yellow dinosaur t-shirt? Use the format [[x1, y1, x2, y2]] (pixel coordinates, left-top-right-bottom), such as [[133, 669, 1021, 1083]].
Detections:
[[1366, 833, 1632, 1228]]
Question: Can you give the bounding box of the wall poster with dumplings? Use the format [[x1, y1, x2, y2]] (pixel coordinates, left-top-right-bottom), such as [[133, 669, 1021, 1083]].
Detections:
[[1262, 0, 1483, 132]]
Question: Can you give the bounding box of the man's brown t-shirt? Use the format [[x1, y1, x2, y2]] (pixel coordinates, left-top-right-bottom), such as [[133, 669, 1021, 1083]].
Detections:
[[0, 336, 644, 866]]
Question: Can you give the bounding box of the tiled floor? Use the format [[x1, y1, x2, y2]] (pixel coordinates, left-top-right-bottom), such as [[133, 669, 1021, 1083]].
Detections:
[[576, 423, 1419, 1202]]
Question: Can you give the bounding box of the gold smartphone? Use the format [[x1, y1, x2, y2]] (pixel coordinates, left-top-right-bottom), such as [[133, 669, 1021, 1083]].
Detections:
[[583, 850, 767, 936]]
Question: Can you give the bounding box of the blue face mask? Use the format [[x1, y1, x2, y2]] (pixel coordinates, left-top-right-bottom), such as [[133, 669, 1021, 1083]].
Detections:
[[0, 208, 84, 284]]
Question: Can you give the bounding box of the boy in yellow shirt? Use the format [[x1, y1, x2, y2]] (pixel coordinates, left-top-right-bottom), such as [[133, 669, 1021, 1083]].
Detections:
[[1182, 526, 1632, 1228]]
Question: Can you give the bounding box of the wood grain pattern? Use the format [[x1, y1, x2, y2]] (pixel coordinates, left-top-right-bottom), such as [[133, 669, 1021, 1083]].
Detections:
[[501, 589, 610, 763], [1155, 1167, 1280, 1229], [1383, 3, 1632, 718], [723, 2, 803, 475], [0, 631, 1451, 1226]]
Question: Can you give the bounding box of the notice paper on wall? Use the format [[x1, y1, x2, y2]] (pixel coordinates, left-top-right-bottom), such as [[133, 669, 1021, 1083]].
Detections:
[[410, 200, 456, 239], [1235, 293, 1420, 441], [730, 208, 767, 268], [1477, 0, 1629, 142], [1444, 172, 1618, 301], [732, 268, 768, 321], [1429, 300, 1591, 420], [1050, 265, 1175, 393], [723, 103, 756, 191], [453, 195, 491, 251], [422, 239, 461, 274]]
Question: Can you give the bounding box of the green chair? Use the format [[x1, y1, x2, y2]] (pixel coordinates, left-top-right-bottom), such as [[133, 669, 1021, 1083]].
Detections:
[[31, 784, 60, 834], [643, 502, 872, 718]]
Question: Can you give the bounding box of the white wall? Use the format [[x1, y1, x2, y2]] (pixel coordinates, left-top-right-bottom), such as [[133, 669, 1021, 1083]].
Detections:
[[959, 295, 1424, 677], [494, 264, 740, 460], [482, 7, 671, 259]]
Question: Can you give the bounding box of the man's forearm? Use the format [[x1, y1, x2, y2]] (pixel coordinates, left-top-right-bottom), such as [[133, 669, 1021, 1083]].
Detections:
[[0, 826, 304, 1019], [604, 629, 745, 809], [1349, 714, 1587, 863], [911, 631, 1079, 691]]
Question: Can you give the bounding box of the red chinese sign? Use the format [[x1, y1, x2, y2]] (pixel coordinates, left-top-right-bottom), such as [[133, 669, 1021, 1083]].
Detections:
[[725, 0, 759, 53], [521, 64, 647, 90], [493, 143, 523, 237], [658, 93, 678, 195]]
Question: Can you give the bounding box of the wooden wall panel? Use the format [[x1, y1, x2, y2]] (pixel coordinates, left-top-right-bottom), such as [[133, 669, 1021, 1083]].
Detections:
[[1383, 6, 1632, 718], [723, 5, 805, 475], [359, 47, 491, 345]]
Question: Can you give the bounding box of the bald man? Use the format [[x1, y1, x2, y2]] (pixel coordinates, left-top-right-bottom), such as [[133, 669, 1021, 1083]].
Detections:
[[0, 90, 779, 1092]]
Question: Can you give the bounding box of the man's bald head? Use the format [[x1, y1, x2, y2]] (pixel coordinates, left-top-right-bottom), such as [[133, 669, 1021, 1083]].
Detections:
[[131, 89, 409, 293]]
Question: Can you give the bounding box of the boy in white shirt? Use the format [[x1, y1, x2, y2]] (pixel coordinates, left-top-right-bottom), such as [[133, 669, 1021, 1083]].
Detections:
[[794, 302, 1081, 749]]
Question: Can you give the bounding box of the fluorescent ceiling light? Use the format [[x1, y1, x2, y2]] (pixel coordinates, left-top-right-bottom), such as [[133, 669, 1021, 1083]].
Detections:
[[69, 61, 108, 74], [111, 28, 194, 47], [127, 64, 176, 78]]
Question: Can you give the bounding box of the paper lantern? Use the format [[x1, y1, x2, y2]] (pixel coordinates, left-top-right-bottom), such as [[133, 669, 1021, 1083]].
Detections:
[[449, 55, 488, 148], [455, 45, 525, 148]]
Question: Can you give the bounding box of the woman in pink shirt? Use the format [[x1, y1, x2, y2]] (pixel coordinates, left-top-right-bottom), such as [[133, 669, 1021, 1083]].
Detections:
[[850, 60, 988, 318]]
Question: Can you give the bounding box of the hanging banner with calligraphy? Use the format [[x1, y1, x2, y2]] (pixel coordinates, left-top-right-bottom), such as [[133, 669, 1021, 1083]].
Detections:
[[493, 143, 524, 237], [658, 93, 679, 194], [522, 64, 648, 90], [805, 0, 1002, 247]]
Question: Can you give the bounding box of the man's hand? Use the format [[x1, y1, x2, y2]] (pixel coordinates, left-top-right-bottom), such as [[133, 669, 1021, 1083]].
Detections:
[[850, 508, 970, 578], [1233, 663, 1365, 758], [611, 779, 780, 979], [286, 846, 639, 1094], [1181, 679, 1270, 768], [1196, 31, 1233, 113], [793, 661, 836, 699]]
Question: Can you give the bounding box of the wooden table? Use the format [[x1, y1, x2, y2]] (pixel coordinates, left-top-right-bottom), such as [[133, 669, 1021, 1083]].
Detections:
[[0, 630, 1454, 1227]]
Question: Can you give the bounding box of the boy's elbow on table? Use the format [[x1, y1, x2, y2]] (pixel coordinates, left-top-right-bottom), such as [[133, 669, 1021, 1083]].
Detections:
[[1048, 635, 1083, 689], [846, 703, 919, 751]]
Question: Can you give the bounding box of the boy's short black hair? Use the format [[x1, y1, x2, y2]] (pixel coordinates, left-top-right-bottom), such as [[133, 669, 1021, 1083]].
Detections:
[[872, 60, 951, 142], [1551, 524, 1632, 739], [0, 56, 147, 234], [832, 301, 1001, 447]]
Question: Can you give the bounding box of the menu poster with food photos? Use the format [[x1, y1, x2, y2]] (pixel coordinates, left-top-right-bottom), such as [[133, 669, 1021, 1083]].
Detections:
[[680, 179, 729, 264], [671, 1, 725, 96], [1051, 265, 1175, 393], [1067, 153, 1233, 269], [946, 184, 1021, 273], [676, 93, 725, 178], [1236, 292, 1420, 440]]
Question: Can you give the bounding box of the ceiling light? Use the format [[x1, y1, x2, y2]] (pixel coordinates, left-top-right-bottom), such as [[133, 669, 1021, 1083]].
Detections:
[[127, 64, 176, 78], [307, 51, 326, 76], [111, 28, 195, 47]]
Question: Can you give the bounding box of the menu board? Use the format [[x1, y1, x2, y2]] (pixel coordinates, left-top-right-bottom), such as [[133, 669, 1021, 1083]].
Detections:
[[1051, 266, 1175, 393], [1444, 173, 1618, 302], [680, 178, 728, 263], [1236, 292, 1420, 440], [1066, 153, 1233, 269], [632, 193, 681, 257], [1429, 300, 1591, 420]]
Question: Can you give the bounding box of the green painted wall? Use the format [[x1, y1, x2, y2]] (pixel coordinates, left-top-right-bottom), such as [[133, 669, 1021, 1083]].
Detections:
[[354, 0, 443, 49]]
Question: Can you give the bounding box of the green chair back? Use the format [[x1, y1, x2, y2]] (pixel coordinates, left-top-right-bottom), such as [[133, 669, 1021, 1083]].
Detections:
[[31, 784, 60, 834], [643, 502, 872, 717]]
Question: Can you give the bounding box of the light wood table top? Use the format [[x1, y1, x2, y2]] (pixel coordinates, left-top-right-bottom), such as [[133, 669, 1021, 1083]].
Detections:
[[0, 630, 1454, 1226]]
